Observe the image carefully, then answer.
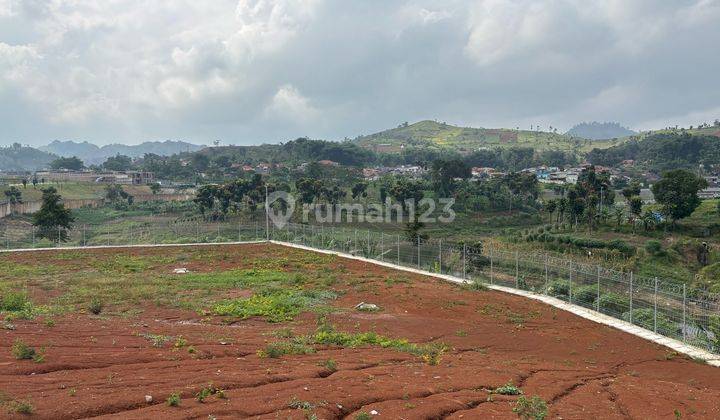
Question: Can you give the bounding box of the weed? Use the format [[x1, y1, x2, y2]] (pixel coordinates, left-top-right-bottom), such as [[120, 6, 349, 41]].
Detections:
[[167, 393, 181, 407], [174, 336, 188, 348], [493, 381, 522, 395], [11, 400, 34, 414], [44, 318, 55, 327], [257, 341, 316, 358], [69, 388, 76, 397], [88, 297, 104, 315], [1, 291, 31, 312], [289, 397, 314, 410], [355, 412, 371, 420], [11, 340, 36, 360], [456, 329, 468, 337], [512, 395, 547, 420], [140, 333, 172, 348], [187, 346, 197, 354], [319, 359, 337, 372], [196, 387, 212, 403]]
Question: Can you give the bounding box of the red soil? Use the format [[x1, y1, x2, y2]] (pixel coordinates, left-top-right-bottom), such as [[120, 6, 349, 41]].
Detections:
[[1, 243, 719, 419]]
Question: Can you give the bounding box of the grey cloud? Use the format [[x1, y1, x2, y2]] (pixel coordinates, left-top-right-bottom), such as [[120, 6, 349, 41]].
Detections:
[[0, 0, 718, 147]]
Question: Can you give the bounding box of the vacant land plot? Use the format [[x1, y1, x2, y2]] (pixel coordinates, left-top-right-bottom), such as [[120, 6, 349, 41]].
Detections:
[[0, 243, 719, 419]]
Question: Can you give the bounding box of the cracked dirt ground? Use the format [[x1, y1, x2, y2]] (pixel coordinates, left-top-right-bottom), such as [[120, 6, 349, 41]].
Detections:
[[1, 243, 719, 419]]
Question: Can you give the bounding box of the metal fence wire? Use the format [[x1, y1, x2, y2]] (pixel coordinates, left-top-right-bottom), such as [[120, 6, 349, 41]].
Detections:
[[1, 220, 719, 354]]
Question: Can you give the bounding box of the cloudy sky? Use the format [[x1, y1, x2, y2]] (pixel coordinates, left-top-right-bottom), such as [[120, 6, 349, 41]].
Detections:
[[1, 0, 719, 146]]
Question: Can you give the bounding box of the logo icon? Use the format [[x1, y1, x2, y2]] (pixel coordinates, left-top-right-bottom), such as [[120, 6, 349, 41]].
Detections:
[[266, 191, 295, 229]]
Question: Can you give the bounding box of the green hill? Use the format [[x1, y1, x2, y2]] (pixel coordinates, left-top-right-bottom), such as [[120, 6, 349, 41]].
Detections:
[[354, 120, 621, 154], [0, 144, 56, 171]]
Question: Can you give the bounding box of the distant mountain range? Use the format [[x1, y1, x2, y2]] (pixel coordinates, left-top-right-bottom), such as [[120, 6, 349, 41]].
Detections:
[[565, 122, 636, 140], [39, 140, 203, 165]]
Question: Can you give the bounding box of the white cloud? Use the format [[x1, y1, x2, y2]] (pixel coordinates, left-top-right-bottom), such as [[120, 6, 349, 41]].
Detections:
[[0, 0, 718, 144], [264, 84, 318, 123]]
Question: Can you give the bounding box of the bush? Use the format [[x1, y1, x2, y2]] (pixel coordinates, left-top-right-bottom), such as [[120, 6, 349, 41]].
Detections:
[[513, 395, 547, 420], [623, 309, 679, 335], [493, 381, 522, 395], [597, 293, 629, 316], [573, 285, 598, 307], [1, 291, 31, 312], [546, 280, 570, 298], [11, 340, 36, 360], [645, 240, 664, 256], [88, 297, 104, 315], [167, 393, 181, 407]]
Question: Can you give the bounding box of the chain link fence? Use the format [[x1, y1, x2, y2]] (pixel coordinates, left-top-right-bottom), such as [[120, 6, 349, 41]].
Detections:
[[1, 219, 719, 354]]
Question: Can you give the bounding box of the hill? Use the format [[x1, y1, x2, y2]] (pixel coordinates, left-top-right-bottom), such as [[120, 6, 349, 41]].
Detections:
[[353, 120, 618, 154], [587, 131, 720, 172], [566, 122, 636, 140], [40, 140, 203, 165], [0, 144, 56, 171]]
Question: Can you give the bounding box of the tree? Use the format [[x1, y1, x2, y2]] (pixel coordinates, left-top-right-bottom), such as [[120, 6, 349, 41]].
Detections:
[[50, 156, 84, 170], [622, 182, 641, 201], [4, 186, 22, 204], [544, 199, 557, 222], [351, 182, 368, 200], [194, 185, 219, 216], [651, 169, 708, 227], [430, 159, 470, 196], [629, 196, 643, 219], [103, 154, 133, 171], [104, 184, 134, 206], [32, 187, 75, 242], [150, 182, 161, 195]]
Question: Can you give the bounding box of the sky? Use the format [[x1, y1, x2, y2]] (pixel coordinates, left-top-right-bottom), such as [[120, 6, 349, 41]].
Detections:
[[1, 0, 719, 146]]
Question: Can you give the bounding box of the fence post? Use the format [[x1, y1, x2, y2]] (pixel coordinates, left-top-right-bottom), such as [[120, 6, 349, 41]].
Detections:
[[107, 225, 110, 246], [439, 239, 442, 274], [654, 276, 658, 333], [682, 283, 687, 342], [196, 222, 200, 243], [397, 234, 400, 266], [489, 244, 494, 285], [462, 243, 467, 280], [367, 229, 370, 257], [569, 261, 573, 303], [515, 251, 519, 289], [629, 272, 634, 324], [83, 224, 86, 247], [354, 229, 357, 255], [544, 255, 549, 294], [380, 232, 384, 262], [596, 266, 601, 311], [32, 226, 35, 247], [417, 236, 421, 269]]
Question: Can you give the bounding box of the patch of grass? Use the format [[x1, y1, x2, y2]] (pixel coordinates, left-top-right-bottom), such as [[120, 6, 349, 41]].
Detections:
[[139, 333, 172, 348], [355, 412, 371, 420], [1, 291, 31, 312], [319, 358, 337, 372], [311, 327, 447, 365], [512, 395, 547, 420], [288, 397, 314, 410], [11, 400, 34, 414], [493, 381, 522, 395], [213, 288, 337, 322], [257, 340, 316, 358]]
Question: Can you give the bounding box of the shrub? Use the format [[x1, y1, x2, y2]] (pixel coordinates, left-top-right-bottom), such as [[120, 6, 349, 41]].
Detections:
[[167, 393, 181, 407], [320, 359, 337, 372], [493, 381, 522, 395], [1, 291, 30, 312], [88, 297, 104, 315], [573, 285, 598, 307], [11, 340, 36, 360], [513, 395, 547, 420], [623, 309, 679, 335], [545, 280, 570, 298], [597, 293, 630, 316], [645, 240, 664, 256], [12, 400, 34, 414]]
